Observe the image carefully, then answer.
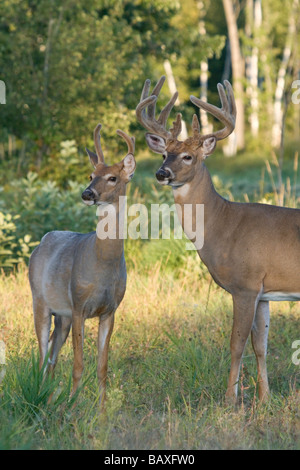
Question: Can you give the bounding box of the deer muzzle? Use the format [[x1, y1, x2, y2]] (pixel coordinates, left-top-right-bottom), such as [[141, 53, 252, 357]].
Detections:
[[156, 167, 171, 182], [82, 188, 96, 205]]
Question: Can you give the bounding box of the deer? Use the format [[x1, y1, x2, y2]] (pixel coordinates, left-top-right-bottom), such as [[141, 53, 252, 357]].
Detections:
[[28, 124, 136, 409], [136, 75, 300, 404]]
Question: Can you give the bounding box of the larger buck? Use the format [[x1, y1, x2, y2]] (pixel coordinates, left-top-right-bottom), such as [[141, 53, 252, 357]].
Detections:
[[136, 75, 300, 403], [29, 124, 136, 408]]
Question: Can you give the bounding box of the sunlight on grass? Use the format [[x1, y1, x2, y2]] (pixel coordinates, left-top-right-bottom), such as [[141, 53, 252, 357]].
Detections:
[[0, 262, 299, 450]]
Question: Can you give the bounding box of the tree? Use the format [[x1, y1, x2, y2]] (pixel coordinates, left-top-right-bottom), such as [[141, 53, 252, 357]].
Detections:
[[222, 0, 245, 152], [245, 0, 262, 137], [272, 0, 299, 148], [0, 0, 180, 176]]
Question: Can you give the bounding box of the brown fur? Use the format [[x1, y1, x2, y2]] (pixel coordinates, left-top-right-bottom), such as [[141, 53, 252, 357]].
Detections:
[[136, 77, 299, 403], [29, 126, 136, 409]]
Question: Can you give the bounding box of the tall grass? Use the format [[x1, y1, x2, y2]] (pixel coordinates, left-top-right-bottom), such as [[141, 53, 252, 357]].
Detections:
[[0, 148, 300, 449], [0, 262, 299, 450]]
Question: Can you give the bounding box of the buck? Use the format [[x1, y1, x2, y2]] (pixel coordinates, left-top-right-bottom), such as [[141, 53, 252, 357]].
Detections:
[[136, 75, 300, 403], [29, 124, 136, 408]]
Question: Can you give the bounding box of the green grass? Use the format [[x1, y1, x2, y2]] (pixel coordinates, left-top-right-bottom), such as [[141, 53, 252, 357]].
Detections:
[[0, 264, 299, 450], [0, 145, 300, 450]]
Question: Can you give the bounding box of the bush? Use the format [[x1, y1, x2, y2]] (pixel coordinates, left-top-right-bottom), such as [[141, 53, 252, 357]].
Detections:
[[0, 211, 37, 269], [3, 172, 96, 243]]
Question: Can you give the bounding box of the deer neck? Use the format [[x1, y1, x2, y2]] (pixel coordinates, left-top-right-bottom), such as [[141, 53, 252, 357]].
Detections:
[[172, 162, 226, 248], [173, 161, 223, 206], [94, 196, 126, 261]]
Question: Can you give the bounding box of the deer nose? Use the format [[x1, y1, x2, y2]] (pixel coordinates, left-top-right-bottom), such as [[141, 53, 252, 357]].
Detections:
[[81, 188, 94, 201], [156, 168, 170, 181]]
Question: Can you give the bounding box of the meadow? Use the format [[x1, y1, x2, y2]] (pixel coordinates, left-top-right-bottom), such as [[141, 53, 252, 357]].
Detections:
[[0, 148, 299, 450]]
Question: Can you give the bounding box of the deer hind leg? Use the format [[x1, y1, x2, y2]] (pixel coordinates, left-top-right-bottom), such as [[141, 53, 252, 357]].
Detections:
[[251, 300, 270, 401], [49, 315, 72, 373], [33, 297, 52, 370], [225, 293, 258, 403], [97, 312, 115, 411]]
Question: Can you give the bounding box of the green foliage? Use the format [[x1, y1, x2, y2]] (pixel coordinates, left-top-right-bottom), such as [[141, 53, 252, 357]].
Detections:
[[0, 0, 182, 169], [0, 211, 37, 269], [4, 172, 95, 241]]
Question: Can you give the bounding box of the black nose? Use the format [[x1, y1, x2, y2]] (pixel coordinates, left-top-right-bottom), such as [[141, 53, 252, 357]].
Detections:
[[82, 188, 94, 201], [156, 168, 170, 181]]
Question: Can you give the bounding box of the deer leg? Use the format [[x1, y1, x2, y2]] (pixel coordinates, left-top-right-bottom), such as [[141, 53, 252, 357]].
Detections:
[[251, 300, 270, 401], [49, 315, 72, 373], [71, 313, 85, 397], [97, 312, 115, 411], [33, 298, 52, 370], [225, 293, 258, 403]]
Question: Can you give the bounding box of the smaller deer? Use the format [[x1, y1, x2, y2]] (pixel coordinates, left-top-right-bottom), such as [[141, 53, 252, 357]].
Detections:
[[29, 124, 136, 408]]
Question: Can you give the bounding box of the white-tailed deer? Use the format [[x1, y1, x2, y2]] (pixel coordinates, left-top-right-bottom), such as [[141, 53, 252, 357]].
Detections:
[[136, 75, 300, 403], [29, 124, 136, 408]]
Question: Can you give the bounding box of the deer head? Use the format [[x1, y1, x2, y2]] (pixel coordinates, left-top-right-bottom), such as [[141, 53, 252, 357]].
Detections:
[[82, 124, 136, 206], [136, 76, 236, 188]]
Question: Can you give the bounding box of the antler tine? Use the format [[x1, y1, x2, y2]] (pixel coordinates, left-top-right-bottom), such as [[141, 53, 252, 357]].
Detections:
[[157, 91, 178, 128], [94, 123, 105, 164], [224, 80, 237, 119], [192, 114, 201, 137], [136, 76, 177, 141], [116, 129, 135, 155], [190, 81, 236, 141], [136, 94, 162, 134], [170, 113, 182, 140], [147, 76, 166, 120]]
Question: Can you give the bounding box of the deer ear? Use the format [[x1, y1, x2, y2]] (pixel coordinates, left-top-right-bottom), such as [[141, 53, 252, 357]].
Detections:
[[86, 148, 99, 168], [121, 153, 136, 182], [202, 137, 216, 159], [145, 133, 166, 154]]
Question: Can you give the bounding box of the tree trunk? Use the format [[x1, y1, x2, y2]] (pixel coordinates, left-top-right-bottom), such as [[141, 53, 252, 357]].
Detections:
[[272, 0, 298, 148], [196, 1, 213, 135], [163, 60, 188, 140], [222, 0, 245, 151], [245, 0, 261, 137]]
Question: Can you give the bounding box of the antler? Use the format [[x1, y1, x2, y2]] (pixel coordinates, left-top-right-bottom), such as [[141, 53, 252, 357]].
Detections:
[[136, 76, 182, 141], [116, 129, 135, 155], [190, 80, 236, 141], [94, 123, 105, 164]]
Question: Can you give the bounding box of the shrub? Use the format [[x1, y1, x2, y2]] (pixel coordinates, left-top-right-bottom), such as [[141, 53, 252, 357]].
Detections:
[[0, 211, 37, 269]]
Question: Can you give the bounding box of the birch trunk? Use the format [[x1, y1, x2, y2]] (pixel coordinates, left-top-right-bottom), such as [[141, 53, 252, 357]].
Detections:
[[245, 0, 262, 137], [272, 0, 298, 148], [196, 1, 213, 135], [163, 60, 188, 140], [222, 0, 245, 152]]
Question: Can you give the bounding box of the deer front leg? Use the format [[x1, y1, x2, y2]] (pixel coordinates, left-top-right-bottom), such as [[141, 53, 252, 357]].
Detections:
[[49, 315, 72, 373], [97, 312, 115, 411], [71, 313, 85, 397], [251, 300, 270, 401], [225, 293, 258, 403]]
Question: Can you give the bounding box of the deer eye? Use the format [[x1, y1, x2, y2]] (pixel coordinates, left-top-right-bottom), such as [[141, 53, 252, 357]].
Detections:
[[108, 176, 117, 182], [89, 175, 93, 181], [183, 155, 192, 161], [162, 154, 167, 160]]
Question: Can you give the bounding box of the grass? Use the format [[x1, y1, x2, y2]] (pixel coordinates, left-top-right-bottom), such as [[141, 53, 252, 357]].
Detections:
[[0, 145, 300, 450], [0, 262, 299, 450]]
